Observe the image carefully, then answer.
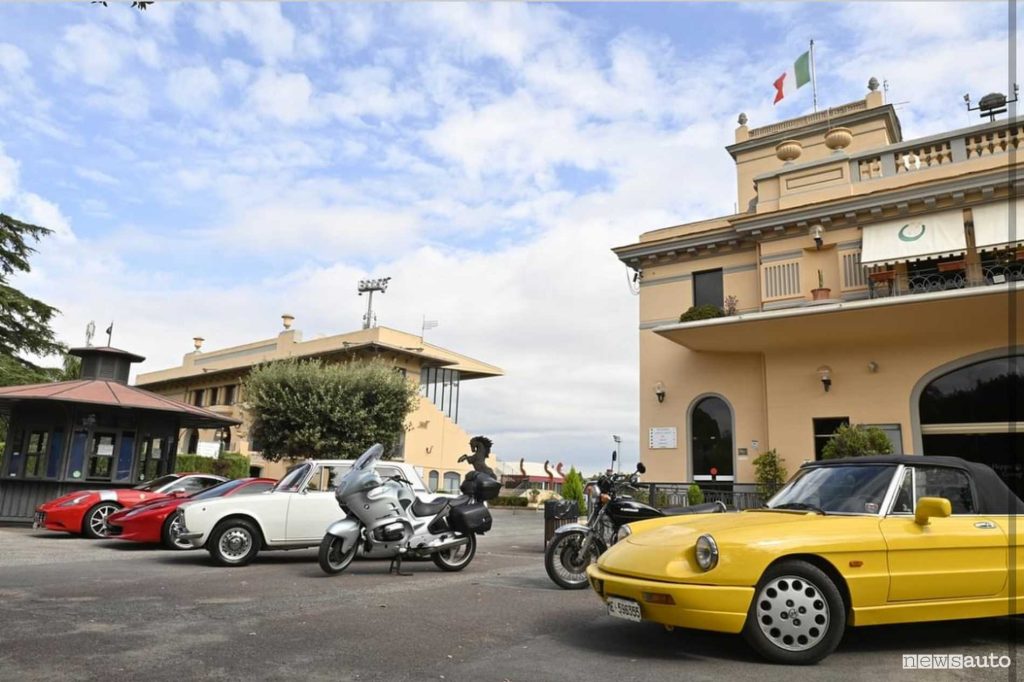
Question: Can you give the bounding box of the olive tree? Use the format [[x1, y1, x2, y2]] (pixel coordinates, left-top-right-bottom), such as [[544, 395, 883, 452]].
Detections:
[[242, 358, 419, 462]]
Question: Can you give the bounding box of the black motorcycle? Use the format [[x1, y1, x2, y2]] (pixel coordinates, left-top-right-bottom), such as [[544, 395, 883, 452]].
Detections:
[[544, 463, 725, 589]]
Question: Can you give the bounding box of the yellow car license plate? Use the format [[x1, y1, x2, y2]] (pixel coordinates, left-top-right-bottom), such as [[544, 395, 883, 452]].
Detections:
[[607, 597, 642, 622]]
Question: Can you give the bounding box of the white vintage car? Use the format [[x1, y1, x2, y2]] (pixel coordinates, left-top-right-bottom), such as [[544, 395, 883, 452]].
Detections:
[[177, 459, 431, 566]]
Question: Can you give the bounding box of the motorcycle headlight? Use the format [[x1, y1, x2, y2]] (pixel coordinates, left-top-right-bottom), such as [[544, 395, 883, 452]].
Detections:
[[59, 495, 90, 507], [615, 524, 632, 544], [694, 534, 718, 571]]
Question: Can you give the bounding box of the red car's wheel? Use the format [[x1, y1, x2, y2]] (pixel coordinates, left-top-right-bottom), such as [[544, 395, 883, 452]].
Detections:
[[82, 502, 121, 539], [161, 512, 192, 551]]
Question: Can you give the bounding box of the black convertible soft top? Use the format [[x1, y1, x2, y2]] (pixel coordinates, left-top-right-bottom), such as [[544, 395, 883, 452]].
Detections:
[[803, 455, 1024, 515]]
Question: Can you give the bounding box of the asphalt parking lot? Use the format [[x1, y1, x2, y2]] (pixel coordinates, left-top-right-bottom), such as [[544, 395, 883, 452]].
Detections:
[[0, 510, 1020, 682]]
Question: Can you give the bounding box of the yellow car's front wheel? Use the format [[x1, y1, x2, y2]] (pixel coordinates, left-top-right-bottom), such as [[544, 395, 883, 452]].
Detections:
[[742, 560, 846, 665]]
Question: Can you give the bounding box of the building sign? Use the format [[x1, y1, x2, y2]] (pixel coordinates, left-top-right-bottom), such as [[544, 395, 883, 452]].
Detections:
[[196, 441, 221, 458], [649, 427, 677, 449]]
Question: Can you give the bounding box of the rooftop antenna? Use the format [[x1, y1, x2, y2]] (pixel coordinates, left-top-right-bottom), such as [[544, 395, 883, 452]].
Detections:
[[358, 277, 390, 329], [421, 315, 438, 338]]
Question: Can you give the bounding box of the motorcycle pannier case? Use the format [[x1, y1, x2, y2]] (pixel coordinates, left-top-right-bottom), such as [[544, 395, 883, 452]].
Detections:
[[450, 502, 492, 535], [459, 474, 502, 501]]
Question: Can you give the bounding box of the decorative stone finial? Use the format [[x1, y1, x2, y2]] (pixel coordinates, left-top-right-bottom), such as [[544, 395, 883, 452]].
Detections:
[[193, 336, 204, 351], [282, 314, 295, 330], [775, 139, 803, 163], [738, 112, 748, 125], [868, 77, 879, 92]]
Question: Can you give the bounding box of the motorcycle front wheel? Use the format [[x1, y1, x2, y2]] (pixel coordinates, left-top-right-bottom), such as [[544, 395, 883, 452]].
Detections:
[[319, 534, 358, 575], [545, 530, 603, 590]]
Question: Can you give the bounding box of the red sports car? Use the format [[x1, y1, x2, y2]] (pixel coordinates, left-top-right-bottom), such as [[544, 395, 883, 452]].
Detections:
[[34, 473, 227, 539], [107, 477, 276, 550]]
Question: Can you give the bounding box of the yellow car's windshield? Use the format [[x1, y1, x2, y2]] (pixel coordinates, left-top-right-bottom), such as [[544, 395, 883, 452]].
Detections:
[[767, 464, 896, 515]]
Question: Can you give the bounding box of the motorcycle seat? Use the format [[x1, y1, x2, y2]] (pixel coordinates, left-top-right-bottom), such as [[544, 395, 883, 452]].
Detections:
[[412, 495, 470, 517]]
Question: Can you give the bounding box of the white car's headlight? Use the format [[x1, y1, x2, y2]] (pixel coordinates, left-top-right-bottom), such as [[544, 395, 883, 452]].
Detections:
[[695, 534, 718, 570], [615, 524, 633, 544]]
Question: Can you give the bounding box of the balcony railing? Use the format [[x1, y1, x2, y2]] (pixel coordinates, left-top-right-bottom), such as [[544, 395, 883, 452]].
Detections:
[[851, 119, 1021, 184], [869, 262, 1024, 298]]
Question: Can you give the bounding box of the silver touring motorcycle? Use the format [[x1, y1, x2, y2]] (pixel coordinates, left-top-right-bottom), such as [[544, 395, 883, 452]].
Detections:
[[318, 443, 500, 575]]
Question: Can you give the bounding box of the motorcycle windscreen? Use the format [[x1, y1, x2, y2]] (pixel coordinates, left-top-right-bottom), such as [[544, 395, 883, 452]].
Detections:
[[335, 444, 385, 499]]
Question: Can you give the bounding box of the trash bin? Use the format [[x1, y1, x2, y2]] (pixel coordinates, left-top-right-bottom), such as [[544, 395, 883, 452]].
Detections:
[[544, 499, 579, 546]]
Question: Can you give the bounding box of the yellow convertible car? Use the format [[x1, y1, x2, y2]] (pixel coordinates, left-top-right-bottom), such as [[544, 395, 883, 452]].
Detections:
[[587, 455, 1024, 664]]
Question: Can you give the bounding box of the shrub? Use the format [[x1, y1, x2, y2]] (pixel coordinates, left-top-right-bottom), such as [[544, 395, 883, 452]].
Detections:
[[489, 496, 529, 507], [175, 451, 250, 479], [753, 449, 788, 498], [821, 424, 893, 459], [679, 304, 724, 323], [561, 466, 586, 514], [687, 483, 704, 505]]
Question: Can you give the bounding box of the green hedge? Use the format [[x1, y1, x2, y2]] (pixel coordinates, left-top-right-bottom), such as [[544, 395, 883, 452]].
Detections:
[[489, 496, 529, 507], [679, 304, 724, 322], [175, 451, 250, 479]]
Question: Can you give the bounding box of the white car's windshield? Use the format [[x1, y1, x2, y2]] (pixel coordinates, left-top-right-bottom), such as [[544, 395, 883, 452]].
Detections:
[[767, 464, 896, 515], [273, 464, 311, 492]]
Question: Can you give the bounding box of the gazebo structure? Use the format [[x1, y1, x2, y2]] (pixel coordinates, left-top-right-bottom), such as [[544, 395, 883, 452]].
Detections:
[[0, 346, 239, 522]]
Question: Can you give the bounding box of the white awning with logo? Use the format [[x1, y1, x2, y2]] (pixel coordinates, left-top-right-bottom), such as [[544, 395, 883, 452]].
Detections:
[[970, 200, 1024, 252], [859, 209, 967, 268]]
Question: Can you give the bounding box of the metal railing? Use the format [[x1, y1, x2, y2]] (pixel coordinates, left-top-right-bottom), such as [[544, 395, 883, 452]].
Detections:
[[870, 263, 1024, 298]]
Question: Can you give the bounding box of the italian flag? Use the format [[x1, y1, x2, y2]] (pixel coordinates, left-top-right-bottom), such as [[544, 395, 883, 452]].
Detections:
[[773, 51, 811, 105]]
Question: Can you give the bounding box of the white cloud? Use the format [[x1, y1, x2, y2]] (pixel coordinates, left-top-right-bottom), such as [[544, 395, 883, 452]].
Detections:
[[167, 65, 222, 113], [194, 3, 298, 65], [245, 69, 319, 124], [74, 166, 119, 186]]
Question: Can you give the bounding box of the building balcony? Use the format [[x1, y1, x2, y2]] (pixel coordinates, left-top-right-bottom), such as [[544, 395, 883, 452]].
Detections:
[[654, 281, 1023, 353]]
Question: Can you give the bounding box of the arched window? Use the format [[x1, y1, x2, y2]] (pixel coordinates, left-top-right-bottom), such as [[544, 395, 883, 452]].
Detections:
[[690, 396, 734, 483], [428, 470, 439, 492], [443, 472, 460, 492], [919, 355, 1024, 497]]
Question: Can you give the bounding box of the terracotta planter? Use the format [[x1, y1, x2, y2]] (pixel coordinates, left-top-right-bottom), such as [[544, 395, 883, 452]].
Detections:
[[811, 288, 832, 301], [824, 127, 853, 152], [775, 139, 803, 163]]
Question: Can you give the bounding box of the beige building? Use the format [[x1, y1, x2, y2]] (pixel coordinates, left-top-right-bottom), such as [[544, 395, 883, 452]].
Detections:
[[615, 85, 1024, 498], [135, 320, 503, 487]]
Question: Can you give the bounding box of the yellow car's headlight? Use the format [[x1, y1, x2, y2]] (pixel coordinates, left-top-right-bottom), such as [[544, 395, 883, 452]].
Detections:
[[695, 534, 718, 570]]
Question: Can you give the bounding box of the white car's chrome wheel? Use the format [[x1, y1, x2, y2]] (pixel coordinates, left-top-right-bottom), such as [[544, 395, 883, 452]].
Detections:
[[755, 575, 829, 651], [219, 527, 253, 561]]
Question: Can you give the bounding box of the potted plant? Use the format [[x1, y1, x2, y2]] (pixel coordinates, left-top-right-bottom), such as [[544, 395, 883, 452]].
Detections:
[[812, 269, 831, 301]]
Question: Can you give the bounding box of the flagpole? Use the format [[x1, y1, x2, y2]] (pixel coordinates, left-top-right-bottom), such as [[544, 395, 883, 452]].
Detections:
[[809, 39, 818, 113]]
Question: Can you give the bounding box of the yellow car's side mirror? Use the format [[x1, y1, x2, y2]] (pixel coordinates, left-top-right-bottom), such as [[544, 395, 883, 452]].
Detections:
[[914, 496, 952, 525]]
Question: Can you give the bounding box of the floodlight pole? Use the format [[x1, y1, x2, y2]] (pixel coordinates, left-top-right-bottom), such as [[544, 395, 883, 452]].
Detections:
[[358, 277, 391, 329], [612, 434, 622, 473]]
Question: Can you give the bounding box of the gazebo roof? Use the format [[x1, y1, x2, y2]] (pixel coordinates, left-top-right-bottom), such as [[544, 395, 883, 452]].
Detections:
[[0, 379, 239, 429]]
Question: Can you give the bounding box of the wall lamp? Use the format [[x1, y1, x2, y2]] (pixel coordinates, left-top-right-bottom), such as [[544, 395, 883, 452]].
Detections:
[[654, 381, 666, 403], [817, 366, 832, 392], [810, 224, 824, 249]]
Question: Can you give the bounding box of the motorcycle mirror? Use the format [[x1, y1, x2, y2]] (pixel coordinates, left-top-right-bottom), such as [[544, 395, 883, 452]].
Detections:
[[636, 463, 647, 474]]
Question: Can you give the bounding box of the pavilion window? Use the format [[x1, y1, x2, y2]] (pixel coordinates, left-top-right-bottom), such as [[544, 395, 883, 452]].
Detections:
[[66, 430, 88, 480], [4, 427, 24, 478], [115, 431, 135, 482], [138, 436, 167, 481], [87, 432, 117, 481], [22, 431, 50, 479], [45, 429, 64, 479]]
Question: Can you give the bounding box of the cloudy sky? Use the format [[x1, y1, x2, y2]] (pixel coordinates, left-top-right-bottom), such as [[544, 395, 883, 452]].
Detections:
[[0, 2, 1016, 473]]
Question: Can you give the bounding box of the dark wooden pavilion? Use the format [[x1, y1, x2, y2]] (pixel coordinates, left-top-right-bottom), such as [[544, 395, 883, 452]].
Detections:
[[0, 346, 239, 522]]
